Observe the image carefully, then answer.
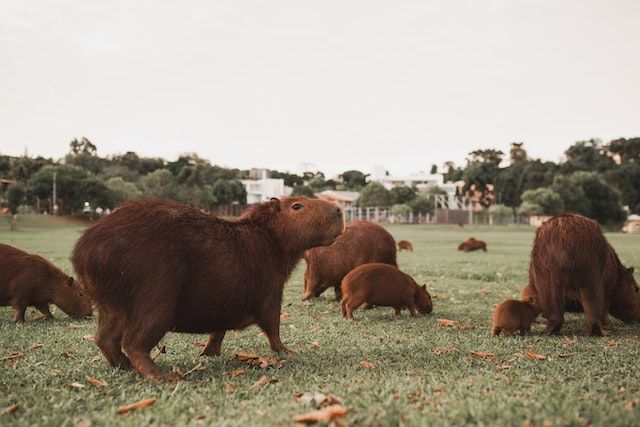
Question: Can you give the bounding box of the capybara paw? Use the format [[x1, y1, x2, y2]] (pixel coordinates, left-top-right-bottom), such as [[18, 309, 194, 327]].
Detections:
[[275, 346, 294, 355], [199, 348, 220, 357], [588, 324, 604, 337], [543, 325, 560, 335]]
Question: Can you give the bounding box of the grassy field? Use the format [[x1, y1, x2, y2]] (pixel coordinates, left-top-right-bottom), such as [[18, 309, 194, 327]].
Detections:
[[1, 216, 639, 426]]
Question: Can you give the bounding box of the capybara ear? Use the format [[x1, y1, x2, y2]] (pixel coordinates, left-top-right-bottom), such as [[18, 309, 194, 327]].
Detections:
[[422, 284, 427, 290], [629, 267, 635, 274], [66, 276, 74, 286], [269, 198, 281, 212]]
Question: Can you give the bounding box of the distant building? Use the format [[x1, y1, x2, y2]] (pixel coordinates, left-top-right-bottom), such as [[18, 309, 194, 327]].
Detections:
[[371, 165, 458, 200], [241, 169, 289, 204], [528, 215, 553, 227], [624, 214, 640, 234], [316, 190, 359, 208]]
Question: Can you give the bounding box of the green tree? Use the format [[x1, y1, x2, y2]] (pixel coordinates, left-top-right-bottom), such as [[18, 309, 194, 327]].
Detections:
[[211, 179, 247, 205], [605, 163, 640, 213], [408, 193, 435, 215], [27, 165, 90, 213], [138, 169, 179, 200], [443, 161, 463, 182], [391, 203, 412, 218], [65, 137, 104, 174], [79, 177, 115, 209], [339, 170, 368, 190], [106, 177, 142, 204], [270, 171, 304, 187], [509, 142, 528, 163], [430, 164, 438, 174], [6, 183, 27, 214], [605, 137, 640, 163], [390, 186, 416, 205], [517, 201, 544, 216], [290, 185, 315, 198], [562, 139, 615, 174], [488, 204, 513, 224], [520, 188, 564, 215], [357, 182, 394, 207]]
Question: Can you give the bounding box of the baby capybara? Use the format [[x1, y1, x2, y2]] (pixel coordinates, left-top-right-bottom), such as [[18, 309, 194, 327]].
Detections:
[[397, 240, 413, 251], [72, 197, 343, 379], [492, 299, 540, 336], [520, 282, 582, 314], [339, 263, 432, 320], [0, 244, 92, 322], [530, 214, 640, 336], [457, 237, 487, 252], [302, 220, 397, 301]]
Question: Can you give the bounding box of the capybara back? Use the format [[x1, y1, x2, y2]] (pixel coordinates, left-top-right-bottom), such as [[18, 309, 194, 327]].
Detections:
[[492, 299, 540, 336]]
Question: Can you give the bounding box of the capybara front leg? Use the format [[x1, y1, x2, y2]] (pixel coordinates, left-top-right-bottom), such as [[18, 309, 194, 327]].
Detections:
[[579, 287, 605, 337], [394, 307, 402, 316], [12, 303, 26, 323], [200, 331, 226, 357], [34, 303, 53, 320], [95, 311, 131, 369]]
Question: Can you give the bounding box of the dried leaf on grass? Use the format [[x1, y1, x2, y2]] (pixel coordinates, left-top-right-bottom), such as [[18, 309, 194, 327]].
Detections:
[[625, 399, 640, 410], [82, 335, 95, 342], [0, 353, 24, 362], [469, 351, 494, 360], [1, 404, 19, 416], [280, 312, 291, 320], [558, 353, 576, 358], [433, 347, 458, 355], [85, 375, 108, 387], [194, 341, 207, 347], [293, 404, 348, 424], [223, 367, 247, 377], [117, 398, 157, 414], [479, 291, 490, 296], [360, 360, 375, 370], [251, 375, 268, 389], [236, 352, 259, 361], [30, 343, 43, 350], [309, 342, 320, 350], [68, 323, 84, 329], [235, 353, 285, 369], [225, 383, 234, 394], [293, 392, 342, 408], [524, 352, 546, 360], [437, 319, 470, 329], [70, 382, 86, 389]]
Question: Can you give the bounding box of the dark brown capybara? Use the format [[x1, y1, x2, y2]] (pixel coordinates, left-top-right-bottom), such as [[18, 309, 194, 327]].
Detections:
[[339, 263, 432, 320], [530, 213, 640, 336], [492, 299, 540, 336], [457, 237, 487, 252], [0, 244, 92, 322], [520, 283, 582, 314], [301, 220, 397, 301], [72, 197, 343, 379], [397, 240, 413, 251]]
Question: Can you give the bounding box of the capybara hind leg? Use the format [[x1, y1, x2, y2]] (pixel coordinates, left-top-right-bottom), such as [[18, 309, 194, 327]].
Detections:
[[95, 311, 130, 369], [34, 303, 53, 320], [340, 300, 347, 318], [12, 304, 26, 323], [394, 307, 402, 316], [122, 317, 173, 379], [492, 326, 501, 336], [258, 312, 292, 354], [200, 331, 226, 357], [345, 297, 365, 320], [579, 287, 605, 337]]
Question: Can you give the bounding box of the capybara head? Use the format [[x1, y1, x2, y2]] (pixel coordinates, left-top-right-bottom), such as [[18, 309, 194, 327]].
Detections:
[[609, 267, 640, 322], [243, 197, 344, 253], [414, 284, 433, 314], [520, 283, 541, 312], [52, 276, 93, 319]]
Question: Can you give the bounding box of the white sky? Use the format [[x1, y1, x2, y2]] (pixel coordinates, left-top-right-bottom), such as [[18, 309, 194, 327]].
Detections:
[[1, 1, 639, 177]]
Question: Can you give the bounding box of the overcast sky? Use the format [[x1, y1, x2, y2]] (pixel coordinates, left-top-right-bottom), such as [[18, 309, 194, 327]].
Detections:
[[1, 1, 639, 176]]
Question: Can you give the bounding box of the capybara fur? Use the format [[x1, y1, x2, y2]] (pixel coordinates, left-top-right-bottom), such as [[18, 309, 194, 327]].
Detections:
[[0, 244, 92, 322], [457, 237, 487, 252], [397, 240, 413, 251], [529, 213, 640, 337], [520, 283, 582, 314], [72, 197, 343, 379], [492, 299, 540, 336], [302, 220, 397, 301], [339, 263, 432, 320]]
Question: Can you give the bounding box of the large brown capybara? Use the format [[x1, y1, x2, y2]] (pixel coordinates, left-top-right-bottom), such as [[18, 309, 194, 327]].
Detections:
[[492, 299, 540, 336], [457, 237, 487, 252], [340, 263, 432, 320], [72, 197, 343, 379], [520, 283, 582, 314], [301, 220, 397, 301], [530, 214, 640, 336], [397, 240, 413, 251], [0, 244, 92, 322]]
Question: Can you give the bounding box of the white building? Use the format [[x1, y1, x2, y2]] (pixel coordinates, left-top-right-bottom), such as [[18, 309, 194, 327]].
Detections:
[[371, 165, 459, 200], [316, 190, 359, 208], [241, 170, 290, 204]]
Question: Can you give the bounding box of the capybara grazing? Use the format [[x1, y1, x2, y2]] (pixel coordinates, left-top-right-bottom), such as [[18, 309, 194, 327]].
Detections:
[[339, 263, 432, 320], [492, 299, 540, 336], [397, 240, 413, 251], [457, 237, 487, 252], [0, 244, 92, 322], [301, 220, 397, 301], [530, 214, 640, 336], [72, 197, 343, 379], [520, 283, 582, 314]]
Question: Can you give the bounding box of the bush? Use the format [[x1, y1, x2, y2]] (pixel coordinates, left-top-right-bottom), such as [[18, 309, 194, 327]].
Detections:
[[520, 187, 564, 215]]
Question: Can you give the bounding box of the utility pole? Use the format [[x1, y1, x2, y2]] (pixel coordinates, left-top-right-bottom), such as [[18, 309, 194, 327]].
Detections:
[[52, 171, 57, 214]]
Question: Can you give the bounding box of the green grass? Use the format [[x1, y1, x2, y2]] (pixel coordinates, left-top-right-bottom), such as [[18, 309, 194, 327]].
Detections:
[[1, 217, 640, 426]]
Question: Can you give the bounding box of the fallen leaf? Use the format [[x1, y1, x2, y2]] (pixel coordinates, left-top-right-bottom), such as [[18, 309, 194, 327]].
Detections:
[[1, 404, 19, 416], [223, 367, 246, 377], [251, 375, 268, 389], [116, 398, 157, 414], [83, 335, 95, 342], [625, 400, 639, 410], [361, 360, 375, 370], [31, 343, 43, 350], [68, 323, 83, 329], [558, 352, 576, 358], [605, 339, 618, 347], [280, 312, 291, 320], [437, 319, 456, 327], [495, 364, 512, 371], [469, 351, 494, 360], [194, 341, 207, 347], [433, 347, 458, 355], [479, 291, 490, 296], [293, 404, 348, 424], [309, 341, 320, 350], [236, 352, 259, 361], [293, 392, 342, 409], [0, 352, 24, 362], [524, 352, 546, 360], [225, 383, 234, 394], [562, 337, 573, 349], [90, 356, 102, 363], [85, 375, 107, 387], [70, 382, 86, 389], [256, 356, 285, 369]]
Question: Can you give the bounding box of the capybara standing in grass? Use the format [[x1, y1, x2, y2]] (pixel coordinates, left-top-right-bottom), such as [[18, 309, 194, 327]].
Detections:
[[340, 263, 432, 320], [72, 197, 343, 379], [397, 240, 413, 251], [0, 244, 92, 322], [492, 299, 540, 336], [530, 214, 640, 336], [457, 237, 487, 252], [301, 221, 397, 301]]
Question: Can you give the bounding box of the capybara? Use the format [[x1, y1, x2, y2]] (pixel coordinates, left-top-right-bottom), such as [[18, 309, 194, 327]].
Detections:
[[457, 237, 487, 252], [397, 240, 413, 251], [520, 283, 582, 314], [492, 299, 540, 336], [0, 244, 92, 322], [301, 220, 397, 301], [339, 263, 432, 320], [72, 197, 343, 379], [530, 214, 640, 336]]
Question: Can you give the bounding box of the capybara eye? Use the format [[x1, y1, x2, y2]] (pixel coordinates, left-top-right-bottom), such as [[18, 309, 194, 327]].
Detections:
[[291, 203, 303, 211]]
